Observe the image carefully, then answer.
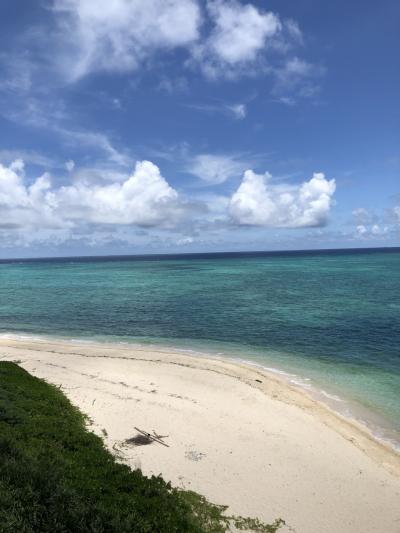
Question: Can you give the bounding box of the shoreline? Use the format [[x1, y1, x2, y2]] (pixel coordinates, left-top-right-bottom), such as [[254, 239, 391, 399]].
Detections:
[[1, 337, 400, 532], [1, 331, 399, 453]]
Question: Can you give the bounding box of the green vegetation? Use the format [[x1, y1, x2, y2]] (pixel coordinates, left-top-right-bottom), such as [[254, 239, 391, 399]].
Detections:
[[0, 362, 284, 533]]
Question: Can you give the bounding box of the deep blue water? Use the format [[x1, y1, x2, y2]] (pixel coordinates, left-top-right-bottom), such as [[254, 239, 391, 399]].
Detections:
[[1, 248, 399, 446]]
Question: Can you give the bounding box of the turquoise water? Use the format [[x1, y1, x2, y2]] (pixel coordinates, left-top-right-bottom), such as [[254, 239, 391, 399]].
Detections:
[[0, 248, 399, 447]]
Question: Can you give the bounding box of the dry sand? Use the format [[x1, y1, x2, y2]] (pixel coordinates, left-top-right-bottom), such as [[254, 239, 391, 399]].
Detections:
[[1, 337, 399, 533]]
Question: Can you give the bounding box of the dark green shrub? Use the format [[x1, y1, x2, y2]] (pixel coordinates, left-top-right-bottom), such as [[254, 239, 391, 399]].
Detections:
[[0, 362, 284, 533]]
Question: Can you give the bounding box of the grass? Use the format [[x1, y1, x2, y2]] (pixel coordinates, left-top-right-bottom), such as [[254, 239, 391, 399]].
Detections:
[[0, 361, 284, 533]]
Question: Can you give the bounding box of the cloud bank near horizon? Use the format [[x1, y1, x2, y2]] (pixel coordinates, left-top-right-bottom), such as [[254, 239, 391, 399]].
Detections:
[[0, 157, 340, 245]]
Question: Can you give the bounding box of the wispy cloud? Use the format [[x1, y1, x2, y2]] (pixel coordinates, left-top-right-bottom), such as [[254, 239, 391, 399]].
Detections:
[[389, 205, 400, 226], [157, 76, 189, 94], [0, 95, 131, 167], [226, 103, 247, 119], [51, 0, 202, 82], [271, 57, 325, 105], [186, 153, 251, 184], [352, 207, 378, 226], [1, 0, 313, 89], [58, 128, 130, 167], [0, 149, 57, 169], [273, 96, 296, 106], [186, 101, 248, 120]]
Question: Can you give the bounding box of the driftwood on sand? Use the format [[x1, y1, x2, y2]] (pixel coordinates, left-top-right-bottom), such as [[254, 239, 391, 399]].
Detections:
[[128, 427, 170, 447]]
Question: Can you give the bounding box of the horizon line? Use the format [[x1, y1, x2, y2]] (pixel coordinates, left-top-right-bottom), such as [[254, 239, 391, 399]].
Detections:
[[0, 245, 399, 263]]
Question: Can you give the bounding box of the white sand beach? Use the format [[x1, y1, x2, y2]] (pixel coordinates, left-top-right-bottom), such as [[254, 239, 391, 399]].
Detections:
[[1, 337, 399, 533]]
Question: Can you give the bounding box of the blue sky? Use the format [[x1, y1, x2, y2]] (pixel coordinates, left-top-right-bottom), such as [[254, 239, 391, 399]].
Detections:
[[0, 0, 399, 257]]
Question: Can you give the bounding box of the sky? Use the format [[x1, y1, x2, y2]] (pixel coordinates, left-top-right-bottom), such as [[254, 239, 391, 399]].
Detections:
[[0, 0, 399, 258]]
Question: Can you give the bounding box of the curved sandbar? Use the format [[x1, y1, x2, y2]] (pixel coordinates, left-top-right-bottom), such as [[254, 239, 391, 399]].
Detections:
[[1, 337, 399, 533]]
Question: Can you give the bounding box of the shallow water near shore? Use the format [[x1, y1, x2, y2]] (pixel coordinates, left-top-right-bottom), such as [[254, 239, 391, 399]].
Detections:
[[0, 248, 399, 449]]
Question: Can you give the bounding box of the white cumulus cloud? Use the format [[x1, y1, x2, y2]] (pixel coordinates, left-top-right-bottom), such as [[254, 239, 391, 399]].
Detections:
[[0, 159, 185, 233], [0, 160, 63, 229], [229, 170, 336, 227], [58, 160, 184, 226], [193, 0, 282, 78], [356, 224, 388, 238]]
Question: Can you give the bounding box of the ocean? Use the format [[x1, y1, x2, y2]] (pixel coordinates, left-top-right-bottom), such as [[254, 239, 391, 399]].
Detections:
[[0, 248, 399, 448]]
